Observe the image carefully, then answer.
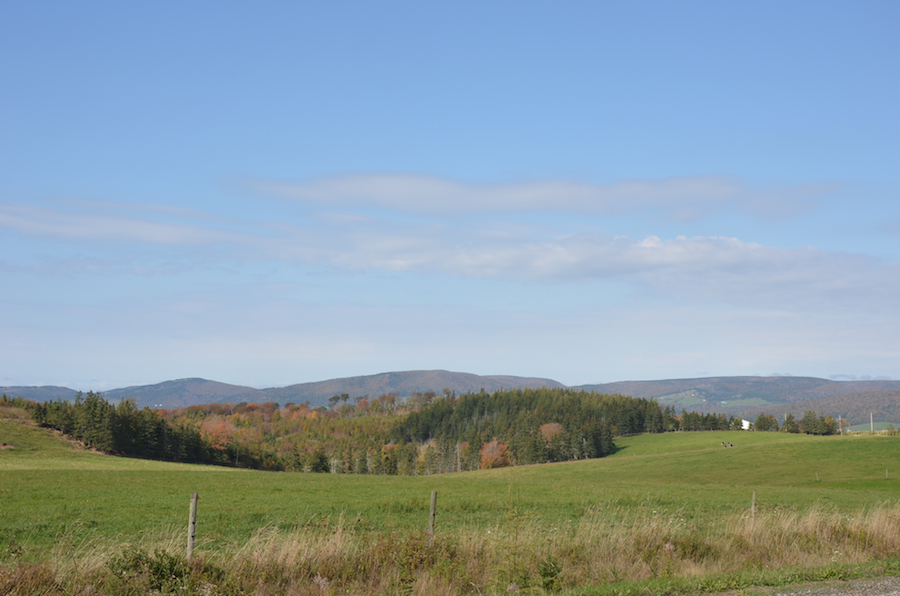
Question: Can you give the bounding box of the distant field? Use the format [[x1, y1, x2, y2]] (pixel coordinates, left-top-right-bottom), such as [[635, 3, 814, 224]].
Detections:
[[3, 419, 900, 594], [715, 397, 771, 407], [659, 394, 773, 410], [658, 391, 709, 407], [609, 428, 812, 456], [846, 422, 900, 432]]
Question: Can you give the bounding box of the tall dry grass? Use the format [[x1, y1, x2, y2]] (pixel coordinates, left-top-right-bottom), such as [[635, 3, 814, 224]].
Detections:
[[2, 503, 899, 595]]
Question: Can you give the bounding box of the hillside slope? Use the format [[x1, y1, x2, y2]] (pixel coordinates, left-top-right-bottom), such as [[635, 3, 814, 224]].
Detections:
[[264, 369, 564, 405], [104, 378, 268, 408], [575, 376, 900, 416], [5, 373, 900, 415], [2, 371, 565, 409], [0, 385, 78, 402], [741, 389, 900, 426]]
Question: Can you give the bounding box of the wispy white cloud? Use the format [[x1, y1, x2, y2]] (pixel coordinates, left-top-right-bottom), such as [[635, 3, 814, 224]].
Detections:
[[2, 193, 892, 316], [248, 173, 830, 221], [46, 197, 242, 226], [263, 224, 896, 313], [0, 203, 246, 244]]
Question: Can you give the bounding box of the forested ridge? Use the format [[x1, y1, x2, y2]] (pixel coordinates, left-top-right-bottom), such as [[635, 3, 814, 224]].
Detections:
[[2, 387, 836, 475], [392, 388, 677, 467]]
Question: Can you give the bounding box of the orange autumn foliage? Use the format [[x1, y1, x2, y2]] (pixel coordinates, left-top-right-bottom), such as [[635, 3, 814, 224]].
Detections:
[[200, 417, 237, 449], [479, 440, 509, 469]]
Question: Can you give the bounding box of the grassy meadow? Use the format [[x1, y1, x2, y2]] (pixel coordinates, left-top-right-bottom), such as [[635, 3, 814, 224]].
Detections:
[[2, 414, 900, 595]]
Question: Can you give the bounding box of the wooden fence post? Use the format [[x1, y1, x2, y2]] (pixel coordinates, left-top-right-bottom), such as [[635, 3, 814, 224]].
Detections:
[[187, 492, 199, 560], [428, 490, 437, 546], [751, 490, 756, 522]]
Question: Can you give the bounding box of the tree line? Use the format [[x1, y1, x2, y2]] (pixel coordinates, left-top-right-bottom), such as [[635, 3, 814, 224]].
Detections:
[[752, 411, 839, 434], [390, 387, 680, 467], [677, 409, 839, 435], [28, 392, 263, 467], [2, 389, 841, 475]]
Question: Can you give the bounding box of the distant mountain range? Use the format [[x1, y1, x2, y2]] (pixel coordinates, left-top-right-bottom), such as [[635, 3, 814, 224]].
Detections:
[[577, 376, 900, 425], [3, 372, 899, 424], [262, 370, 565, 406], [0, 370, 563, 409], [578, 376, 900, 405]]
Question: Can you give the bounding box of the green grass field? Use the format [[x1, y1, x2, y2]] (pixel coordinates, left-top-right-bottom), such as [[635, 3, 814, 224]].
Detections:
[[3, 418, 900, 594], [3, 420, 898, 551]]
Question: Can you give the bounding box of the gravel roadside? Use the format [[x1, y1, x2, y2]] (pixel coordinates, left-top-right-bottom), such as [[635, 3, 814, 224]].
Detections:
[[742, 577, 900, 596]]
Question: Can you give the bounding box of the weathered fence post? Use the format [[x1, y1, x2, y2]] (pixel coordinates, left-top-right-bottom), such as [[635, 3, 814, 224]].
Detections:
[[751, 490, 756, 523], [187, 492, 199, 560], [428, 490, 437, 546]]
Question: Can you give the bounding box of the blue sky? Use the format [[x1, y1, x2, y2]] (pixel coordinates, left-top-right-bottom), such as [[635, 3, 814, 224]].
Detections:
[[2, 1, 899, 390]]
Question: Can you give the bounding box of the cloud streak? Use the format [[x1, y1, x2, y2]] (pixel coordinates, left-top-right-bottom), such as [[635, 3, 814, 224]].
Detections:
[[249, 173, 830, 221], [3, 198, 893, 316], [0, 203, 247, 245], [274, 225, 895, 313]]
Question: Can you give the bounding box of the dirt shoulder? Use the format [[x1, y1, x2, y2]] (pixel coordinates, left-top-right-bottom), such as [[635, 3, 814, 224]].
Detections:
[[739, 577, 900, 596]]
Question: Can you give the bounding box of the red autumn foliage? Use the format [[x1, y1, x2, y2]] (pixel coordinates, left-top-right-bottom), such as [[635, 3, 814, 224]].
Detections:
[[479, 440, 509, 469]]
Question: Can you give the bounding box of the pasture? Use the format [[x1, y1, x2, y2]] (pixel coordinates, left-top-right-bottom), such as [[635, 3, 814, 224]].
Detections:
[[2, 418, 900, 595]]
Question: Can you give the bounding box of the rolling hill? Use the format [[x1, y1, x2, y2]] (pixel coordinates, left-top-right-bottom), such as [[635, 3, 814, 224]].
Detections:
[[4, 373, 899, 419], [575, 376, 900, 417], [3, 412, 900, 595], [1, 370, 564, 409], [0, 384, 79, 403], [740, 388, 900, 427], [262, 369, 565, 405], [103, 378, 268, 408]]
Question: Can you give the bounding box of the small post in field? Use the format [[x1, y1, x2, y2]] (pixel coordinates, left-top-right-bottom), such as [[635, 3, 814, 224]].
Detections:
[[751, 490, 756, 522], [815, 471, 819, 482], [428, 490, 438, 546], [187, 492, 199, 560]]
